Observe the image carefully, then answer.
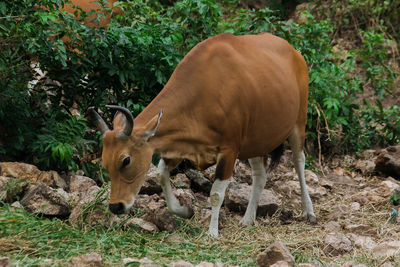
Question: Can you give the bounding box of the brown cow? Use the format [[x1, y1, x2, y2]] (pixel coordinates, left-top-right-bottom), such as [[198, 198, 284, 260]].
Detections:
[[61, 0, 123, 28], [90, 32, 316, 237]]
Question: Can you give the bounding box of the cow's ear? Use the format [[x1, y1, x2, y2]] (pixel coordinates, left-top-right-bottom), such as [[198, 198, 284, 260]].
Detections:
[[139, 110, 163, 142], [112, 111, 127, 130]]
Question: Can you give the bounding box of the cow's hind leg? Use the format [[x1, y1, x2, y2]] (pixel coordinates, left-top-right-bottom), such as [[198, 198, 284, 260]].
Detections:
[[158, 158, 193, 218], [288, 128, 316, 223], [239, 157, 267, 226]]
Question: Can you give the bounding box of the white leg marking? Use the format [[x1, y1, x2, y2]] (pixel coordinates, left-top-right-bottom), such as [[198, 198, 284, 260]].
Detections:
[[239, 157, 267, 226], [289, 130, 316, 223], [157, 159, 192, 218], [209, 178, 230, 237]]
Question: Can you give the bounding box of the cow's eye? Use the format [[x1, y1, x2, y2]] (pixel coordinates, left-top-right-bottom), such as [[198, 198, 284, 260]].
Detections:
[[121, 156, 130, 169]]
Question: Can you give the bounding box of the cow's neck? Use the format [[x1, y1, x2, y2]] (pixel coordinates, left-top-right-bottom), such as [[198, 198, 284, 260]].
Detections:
[[133, 84, 218, 169]]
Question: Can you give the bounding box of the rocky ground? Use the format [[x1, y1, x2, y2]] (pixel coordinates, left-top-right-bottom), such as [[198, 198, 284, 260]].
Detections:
[[1, 146, 400, 266]]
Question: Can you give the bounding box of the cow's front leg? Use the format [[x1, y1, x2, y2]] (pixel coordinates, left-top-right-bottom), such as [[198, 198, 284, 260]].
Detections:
[[209, 151, 236, 237], [157, 158, 193, 218]]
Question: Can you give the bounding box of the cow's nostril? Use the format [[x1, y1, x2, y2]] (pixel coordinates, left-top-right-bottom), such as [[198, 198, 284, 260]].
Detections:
[[109, 203, 125, 214]]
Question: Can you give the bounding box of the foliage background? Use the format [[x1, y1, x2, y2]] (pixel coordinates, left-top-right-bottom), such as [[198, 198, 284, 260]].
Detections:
[[0, 0, 399, 178]]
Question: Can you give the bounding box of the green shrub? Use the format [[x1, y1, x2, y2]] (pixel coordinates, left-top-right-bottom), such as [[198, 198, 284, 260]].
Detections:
[[31, 115, 95, 171], [314, 0, 400, 41], [1, 0, 399, 174]]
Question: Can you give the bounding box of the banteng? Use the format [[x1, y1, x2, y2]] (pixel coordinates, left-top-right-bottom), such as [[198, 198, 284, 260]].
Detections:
[[90, 33, 316, 237]]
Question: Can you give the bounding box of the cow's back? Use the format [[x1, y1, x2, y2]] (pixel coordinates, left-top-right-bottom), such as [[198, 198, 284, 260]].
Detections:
[[137, 33, 308, 163], [176, 33, 307, 158]]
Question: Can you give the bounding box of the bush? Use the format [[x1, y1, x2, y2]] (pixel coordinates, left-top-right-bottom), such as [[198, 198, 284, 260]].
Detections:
[[1, 0, 399, 174], [314, 0, 400, 41]]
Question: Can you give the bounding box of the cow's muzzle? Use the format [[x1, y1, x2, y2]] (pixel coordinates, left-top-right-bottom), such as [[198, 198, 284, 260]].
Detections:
[[109, 203, 125, 214]]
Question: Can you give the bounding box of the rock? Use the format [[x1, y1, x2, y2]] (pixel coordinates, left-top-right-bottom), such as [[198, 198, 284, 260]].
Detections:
[[342, 261, 367, 267], [350, 195, 369, 205], [324, 221, 341, 232], [174, 189, 195, 212], [297, 264, 315, 267], [194, 192, 209, 208], [170, 260, 194, 267], [133, 194, 179, 233], [319, 177, 334, 190], [69, 204, 116, 228], [323, 233, 352, 256], [145, 205, 178, 233], [55, 188, 70, 202], [11, 201, 22, 208], [185, 170, 212, 193], [172, 173, 191, 189], [372, 240, 400, 257], [350, 202, 360, 211], [353, 159, 375, 176], [0, 176, 26, 203], [381, 262, 394, 267], [274, 180, 298, 199], [41, 259, 54, 266], [195, 262, 215, 267], [344, 224, 376, 236], [359, 149, 377, 160], [289, 2, 316, 23], [326, 173, 356, 185], [0, 162, 40, 179], [304, 170, 319, 184], [69, 175, 97, 193], [0, 162, 67, 189], [347, 234, 376, 250], [0, 257, 11, 267], [375, 146, 400, 179], [48, 171, 68, 190], [20, 184, 70, 216], [69, 204, 85, 227], [124, 217, 159, 233], [307, 185, 328, 199], [140, 164, 162, 195], [270, 261, 292, 267], [122, 257, 160, 267], [185, 169, 213, 193], [71, 252, 102, 267], [224, 183, 280, 216], [328, 204, 348, 220], [202, 165, 217, 181], [274, 179, 326, 200], [376, 179, 400, 197], [256, 240, 295, 267], [69, 185, 103, 206], [133, 194, 155, 210], [233, 160, 252, 184]]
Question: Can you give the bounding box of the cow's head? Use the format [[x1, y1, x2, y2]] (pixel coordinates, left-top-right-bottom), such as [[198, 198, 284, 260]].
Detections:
[[89, 105, 162, 214]]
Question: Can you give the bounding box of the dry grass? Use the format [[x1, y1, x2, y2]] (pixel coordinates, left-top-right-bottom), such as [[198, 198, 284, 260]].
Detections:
[[180, 154, 400, 266], [1, 154, 400, 266]]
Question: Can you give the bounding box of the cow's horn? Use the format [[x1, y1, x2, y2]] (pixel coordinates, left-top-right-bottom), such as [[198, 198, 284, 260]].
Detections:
[[106, 105, 134, 136], [88, 107, 110, 135]]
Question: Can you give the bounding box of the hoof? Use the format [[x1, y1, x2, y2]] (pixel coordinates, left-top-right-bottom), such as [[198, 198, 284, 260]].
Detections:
[[208, 227, 219, 238], [301, 212, 317, 224], [173, 205, 194, 219], [239, 216, 255, 226]]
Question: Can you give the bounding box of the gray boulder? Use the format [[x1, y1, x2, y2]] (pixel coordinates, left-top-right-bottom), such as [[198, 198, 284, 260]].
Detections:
[[375, 146, 400, 179], [224, 183, 280, 216], [21, 184, 70, 216]]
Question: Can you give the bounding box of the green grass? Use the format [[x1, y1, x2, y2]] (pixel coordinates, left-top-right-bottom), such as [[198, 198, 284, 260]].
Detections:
[[0, 204, 257, 266]]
